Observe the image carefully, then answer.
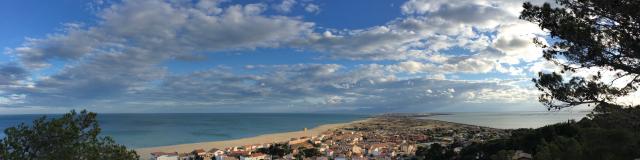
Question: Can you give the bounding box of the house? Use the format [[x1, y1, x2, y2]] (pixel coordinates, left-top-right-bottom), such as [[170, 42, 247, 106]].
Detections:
[[193, 149, 207, 157], [209, 148, 225, 157], [228, 151, 251, 157], [178, 153, 194, 160], [512, 150, 533, 160], [217, 155, 240, 160], [150, 152, 179, 160], [253, 144, 266, 150], [371, 149, 385, 157], [399, 144, 415, 154], [368, 144, 387, 156], [334, 155, 347, 160], [288, 137, 311, 145], [243, 145, 258, 151], [240, 153, 267, 160], [351, 145, 363, 155]]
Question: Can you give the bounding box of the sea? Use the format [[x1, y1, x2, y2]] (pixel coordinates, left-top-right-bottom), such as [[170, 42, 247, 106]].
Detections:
[[0, 113, 367, 148], [0, 112, 588, 148], [422, 111, 589, 129]]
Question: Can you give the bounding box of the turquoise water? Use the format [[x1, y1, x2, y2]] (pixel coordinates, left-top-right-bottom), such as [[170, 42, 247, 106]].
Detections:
[[0, 113, 367, 148], [422, 111, 589, 129]]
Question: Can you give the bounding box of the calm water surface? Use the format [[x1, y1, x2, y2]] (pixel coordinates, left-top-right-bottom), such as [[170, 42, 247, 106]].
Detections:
[[422, 111, 589, 129], [0, 113, 367, 148]]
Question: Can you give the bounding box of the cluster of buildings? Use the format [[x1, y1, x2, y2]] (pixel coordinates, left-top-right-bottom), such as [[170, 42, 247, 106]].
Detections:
[[149, 117, 507, 160], [150, 145, 269, 160]]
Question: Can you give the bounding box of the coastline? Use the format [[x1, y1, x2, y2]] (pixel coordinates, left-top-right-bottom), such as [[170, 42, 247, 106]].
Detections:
[[136, 118, 370, 159]]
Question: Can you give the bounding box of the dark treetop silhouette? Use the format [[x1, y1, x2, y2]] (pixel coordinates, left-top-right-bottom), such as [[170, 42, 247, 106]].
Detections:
[[0, 110, 138, 160], [455, 1, 640, 159], [521, 0, 640, 110]]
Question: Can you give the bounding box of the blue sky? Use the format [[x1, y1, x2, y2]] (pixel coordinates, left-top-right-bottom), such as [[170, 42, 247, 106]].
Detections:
[[0, 0, 571, 114]]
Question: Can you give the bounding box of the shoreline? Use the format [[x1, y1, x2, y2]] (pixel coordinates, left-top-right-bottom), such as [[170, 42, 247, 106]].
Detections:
[[136, 118, 370, 159]]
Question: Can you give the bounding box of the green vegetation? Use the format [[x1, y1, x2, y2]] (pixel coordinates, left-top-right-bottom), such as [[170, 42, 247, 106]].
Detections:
[[458, 0, 640, 159], [299, 147, 322, 158], [414, 143, 456, 160], [460, 104, 640, 159], [522, 0, 640, 110], [256, 143, 292, 158], [0, 110, 139, 160]]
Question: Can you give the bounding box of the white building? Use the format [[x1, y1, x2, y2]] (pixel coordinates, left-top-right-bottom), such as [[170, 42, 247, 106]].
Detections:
[[150, 152, 179, 160], [240, 153, 267, 160], [209, 148, 225, 157]]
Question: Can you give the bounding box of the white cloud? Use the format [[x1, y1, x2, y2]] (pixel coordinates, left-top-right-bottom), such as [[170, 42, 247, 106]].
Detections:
[[1, 61, 536, 112], [289, 0, 549, 82], [274, 0, 296, 13], [12, 0, 314, 69], [304, 3, 320, 14], [115, 64, 538, 112], [196, 0, 224, 14], [1, 0, 560, 112], [495, 63, 525, 76], [492, 22, 547, 64], [462, 87, 538, 104], [6, 0, 315, 106], [0, 63, 28, 86], [396, 60, 433, 73], [529, 60, 559, 74], [0, 94, 26, 105]]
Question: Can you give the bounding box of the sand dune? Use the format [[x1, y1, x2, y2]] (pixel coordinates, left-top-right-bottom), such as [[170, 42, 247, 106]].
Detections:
[[136, 119, 368, 159]]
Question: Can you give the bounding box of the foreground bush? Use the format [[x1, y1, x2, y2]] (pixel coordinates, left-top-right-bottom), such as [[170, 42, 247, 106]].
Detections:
[[0, 110, 138, 160], [460, 104, 640, 160]]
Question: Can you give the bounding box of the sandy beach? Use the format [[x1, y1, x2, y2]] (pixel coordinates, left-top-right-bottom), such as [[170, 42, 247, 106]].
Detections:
[[136, 118, 370, 159]]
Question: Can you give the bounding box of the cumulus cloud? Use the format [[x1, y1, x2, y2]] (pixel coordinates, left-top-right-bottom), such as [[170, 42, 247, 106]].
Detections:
[[461, 87, 538, 104], [304, 3, 320, 14], [0, 0, 557, 113], [12, 0, 314, 68], [5, 0, 314, 107], [402, 0, 555, 16], [295, 17, 474, 60], [10, 26, 101, 68], [290, 0, 549, 81], [0, 63, 32, 106], [388, 58, 498, 75], [492, 22, 548, 64], [0, 94, 26, 105], [122, 64, 537, 112], [0, 63, 28, 86], [274, 0, 296, 13]]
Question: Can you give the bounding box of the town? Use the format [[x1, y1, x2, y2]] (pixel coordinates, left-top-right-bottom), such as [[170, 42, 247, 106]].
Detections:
[[149, 116, 512, 160]]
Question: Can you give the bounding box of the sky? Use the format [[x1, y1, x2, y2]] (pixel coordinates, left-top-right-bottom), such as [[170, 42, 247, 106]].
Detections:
[[0, 0, 588, 114]]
